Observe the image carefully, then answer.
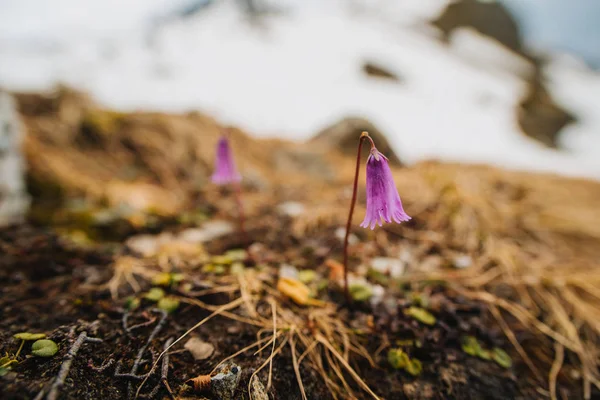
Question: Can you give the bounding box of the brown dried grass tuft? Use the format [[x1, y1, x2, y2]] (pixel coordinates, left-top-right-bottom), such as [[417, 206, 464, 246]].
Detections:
[[391, 162, 600, 399]]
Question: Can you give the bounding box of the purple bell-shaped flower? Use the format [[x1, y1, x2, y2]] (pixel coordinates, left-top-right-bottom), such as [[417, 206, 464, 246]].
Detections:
[[360, 148, 411, 229], [211, 136, 241, 185]]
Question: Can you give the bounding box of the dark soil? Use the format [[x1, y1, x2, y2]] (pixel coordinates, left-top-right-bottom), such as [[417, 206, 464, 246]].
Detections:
[[0, 220, 547, 400]]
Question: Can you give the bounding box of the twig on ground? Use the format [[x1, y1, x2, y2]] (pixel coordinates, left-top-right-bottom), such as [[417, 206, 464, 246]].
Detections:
[[88, 357, 115, 372], [41, 331, 103, 400], [147, 338, 175, 399], [123, 312, 159, 334], [114, 360, 154, 381], [127, 309, 168, 398]]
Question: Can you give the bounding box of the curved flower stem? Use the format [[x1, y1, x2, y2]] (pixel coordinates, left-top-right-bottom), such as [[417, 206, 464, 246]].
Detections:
[[343, 132, 375, 304], [232, 181, 247, 240]]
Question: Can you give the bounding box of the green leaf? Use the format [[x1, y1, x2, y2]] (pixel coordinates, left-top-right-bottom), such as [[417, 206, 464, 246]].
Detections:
[[31, 340, 59, 357], [152, 272, 172, 287], [406, 307, 436, 326], [367, 268, 389, 286], [387, 348, 410, 370], [144, 287, 165, 302], [349, 283, 373, 302], [125, 296, 140, 311], [224, 249, 247, 262], [409, 292, 430, 308], [492, 348, 512, 368], [405, 359, 423, 376], [462, 336, 484, 357], [157, 297, 180, 314], [298, 270, 317, 284], [477, 349, 492, 360], [13, 332, 46, 341], [211, 255, 233, 265]]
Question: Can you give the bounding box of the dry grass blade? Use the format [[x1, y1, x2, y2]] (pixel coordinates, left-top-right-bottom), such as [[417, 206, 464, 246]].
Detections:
[[315, 333, 381, 400], [324, 346, 355, 398], [290, 331, 308, 400], [267, 299, 277, 390], [489, 305, 543, 382], [177, 296, 268, 327], [211, 335, 273, 375], [248, 336, 289, 400], [550, 343, 564, 400], [96, 256, 155, 299]]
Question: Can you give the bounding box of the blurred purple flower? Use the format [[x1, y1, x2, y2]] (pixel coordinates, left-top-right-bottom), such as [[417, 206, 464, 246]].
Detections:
[[211, 136, 241, 185], [360, 148, 410, 229]]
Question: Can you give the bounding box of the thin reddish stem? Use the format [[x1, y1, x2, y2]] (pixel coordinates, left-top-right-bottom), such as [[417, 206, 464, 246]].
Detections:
[[343, 131, 370, 304], [232, 181, 247, 240]]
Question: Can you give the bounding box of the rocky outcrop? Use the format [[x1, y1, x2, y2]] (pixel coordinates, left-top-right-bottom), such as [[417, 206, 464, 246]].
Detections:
[[517, 71, 576, 148], [0, 91, 30, 225], [310, 117, 403, 166], [432, 0, 576, 148], [432, 0, 523, 56]]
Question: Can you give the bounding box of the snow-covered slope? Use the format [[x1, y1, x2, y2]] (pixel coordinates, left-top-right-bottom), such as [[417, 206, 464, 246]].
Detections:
[[1, 0, 599, 179]]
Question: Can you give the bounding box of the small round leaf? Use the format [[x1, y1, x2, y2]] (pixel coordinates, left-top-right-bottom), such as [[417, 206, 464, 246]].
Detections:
[[144, 287, 165, 302], [157, 297, 180, 314], [492, 348, 512, 369], [31, 340, 59, 357]]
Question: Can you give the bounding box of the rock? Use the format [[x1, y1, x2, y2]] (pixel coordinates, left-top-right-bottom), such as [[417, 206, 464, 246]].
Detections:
[[452, 254, 472, 269], [179, 220, 235, 243], [371, 257, 405, 279], [362, 61, 402, 82], [125, 233, 174, 257], [210, 363, 241, 400], [311, 117, 402, 165], [279, 264, 299, 279], [184, 337, 215, 361], [277, 201, 305, 217], [432, 0, 523, 56], [249, 376, 269, 400], [517, 70, 576, 148], [0, 91, 30, 226], [335, 227, 358, 245]]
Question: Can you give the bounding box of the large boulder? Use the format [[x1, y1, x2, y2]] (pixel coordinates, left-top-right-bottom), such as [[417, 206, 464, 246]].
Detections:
[[310, 117, 403, 166]]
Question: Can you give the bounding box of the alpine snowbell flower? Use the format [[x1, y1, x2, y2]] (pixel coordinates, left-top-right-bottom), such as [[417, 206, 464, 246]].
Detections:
[[211, 133, 246, 237], [342, 131, 410, 304], [211, 136, 241, 185], [360, 148, 411, 229]]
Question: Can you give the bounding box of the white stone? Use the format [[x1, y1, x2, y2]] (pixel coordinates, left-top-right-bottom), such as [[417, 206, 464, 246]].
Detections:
[[335, 227, 358, 245], [178, 220, 234, 243], [371, 257, 405, 279], [278, 264, 298, 279], [0, 91, 30, 226], [453, 255, 473, 269], [277, 201, 305, 217]]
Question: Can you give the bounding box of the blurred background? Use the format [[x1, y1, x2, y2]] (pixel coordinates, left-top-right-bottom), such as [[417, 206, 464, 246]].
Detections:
[[1, 0, 600, 225]]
